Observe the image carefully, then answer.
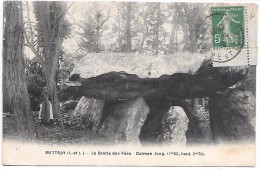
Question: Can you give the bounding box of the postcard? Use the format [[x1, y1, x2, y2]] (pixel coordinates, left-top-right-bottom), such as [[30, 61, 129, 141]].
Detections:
[[1, 0, 258, 166]]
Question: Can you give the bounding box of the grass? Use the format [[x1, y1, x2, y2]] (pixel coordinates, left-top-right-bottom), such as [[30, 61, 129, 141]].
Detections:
[[3, 111, 101, 145]]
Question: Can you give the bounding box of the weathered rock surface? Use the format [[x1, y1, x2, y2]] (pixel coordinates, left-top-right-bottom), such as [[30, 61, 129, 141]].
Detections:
[[139, 96, 168, 144], [70, 52, 205, 78], [209, 89, 255, 143], [73, 96, 104, 131], [59, 60, 248, 102], [60, 99, 79, 112], [140, 96, 210, 144], [57, 54, 254, 145], [158, 106, 189, 145], [99, 97, 149, 144]]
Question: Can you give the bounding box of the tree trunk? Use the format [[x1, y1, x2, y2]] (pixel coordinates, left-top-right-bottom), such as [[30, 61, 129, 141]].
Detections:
[[3, 1, 36, 140], [168, 12, 178, 54], [154, 3, 160, 55], [125, 2, 132, 52], [34, 2, 67, 119], [188, 22, 198, 53], [46, 72, 59, 119], [175, 3, 199, 53], [139, 4, 148, 53], [116, 5, 122, 51]]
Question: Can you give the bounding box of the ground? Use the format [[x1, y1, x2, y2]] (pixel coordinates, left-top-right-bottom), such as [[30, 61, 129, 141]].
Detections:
[[3, 111, 102, 145], [3, 107, 212, 145]]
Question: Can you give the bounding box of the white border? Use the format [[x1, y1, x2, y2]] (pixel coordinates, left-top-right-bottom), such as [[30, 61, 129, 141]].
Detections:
[[0, 0, 259, 169]]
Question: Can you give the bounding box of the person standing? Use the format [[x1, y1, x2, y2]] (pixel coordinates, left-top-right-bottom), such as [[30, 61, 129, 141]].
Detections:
[[39, 87, 54, 125]]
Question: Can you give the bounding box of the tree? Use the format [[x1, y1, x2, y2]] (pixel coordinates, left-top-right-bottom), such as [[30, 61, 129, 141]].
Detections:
[[139, 3, 149, 53], [3, 1, 36, 140], [173, 3, 209, 53], [112, 2, 134, 52], [25, 2, 70, 118], [111, 2, 138, 52], [116, 4, 122, 51], [125, 2, 132, 52], [154, 3, 161, 55], [141, 3, 167, 55], [77, 6, 110, 53], [168, 7, 179, 54]]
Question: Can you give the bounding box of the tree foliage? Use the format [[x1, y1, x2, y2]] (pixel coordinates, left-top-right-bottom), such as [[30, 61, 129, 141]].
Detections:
[[77, 4, 110, 52], [75, 2, 209, 54]]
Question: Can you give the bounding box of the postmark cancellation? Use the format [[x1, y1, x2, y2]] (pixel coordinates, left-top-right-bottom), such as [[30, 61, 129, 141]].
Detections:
[[208, 4, 257, 67]]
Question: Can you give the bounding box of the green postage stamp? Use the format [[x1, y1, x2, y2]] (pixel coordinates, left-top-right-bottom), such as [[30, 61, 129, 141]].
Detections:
[[210, 5, 257, 67], [211, 6, 244, 48]]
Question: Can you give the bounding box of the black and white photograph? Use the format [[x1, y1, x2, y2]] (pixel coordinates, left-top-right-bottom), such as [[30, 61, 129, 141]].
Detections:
[[1, 0, 258, 166]]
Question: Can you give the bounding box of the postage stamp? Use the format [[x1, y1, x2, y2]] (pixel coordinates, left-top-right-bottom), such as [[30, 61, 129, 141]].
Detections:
[[208, 5, 257, 67], [211, 6, 244, 48]]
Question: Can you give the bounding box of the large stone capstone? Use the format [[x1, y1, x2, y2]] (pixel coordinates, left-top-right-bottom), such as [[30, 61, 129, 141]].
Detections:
[[69, 52, 205, 79], [73, 96, 104, 131], [158, 106, 189, 145], [99, 97, 149, 144], [60, 59, 248, 102]]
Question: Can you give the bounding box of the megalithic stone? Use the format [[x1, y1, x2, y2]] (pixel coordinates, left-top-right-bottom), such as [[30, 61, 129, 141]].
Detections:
[[158, 106, 189, 145], [73, 96, 104, 132], [99, 97, 149, 144], [60, 99, 79, 112], [209, 89, 256, 143]]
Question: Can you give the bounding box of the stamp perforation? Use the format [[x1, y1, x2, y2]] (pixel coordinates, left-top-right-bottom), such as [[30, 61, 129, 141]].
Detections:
[[245, 6, 250, 65]]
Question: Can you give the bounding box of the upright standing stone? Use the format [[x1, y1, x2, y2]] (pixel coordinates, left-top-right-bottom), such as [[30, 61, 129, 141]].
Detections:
[[60, 99, 79, 113], [158, 106, 189, 145], [73, 96, 104, 131], [99, 97, 149, 144], [209, 89, 255, 143]]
